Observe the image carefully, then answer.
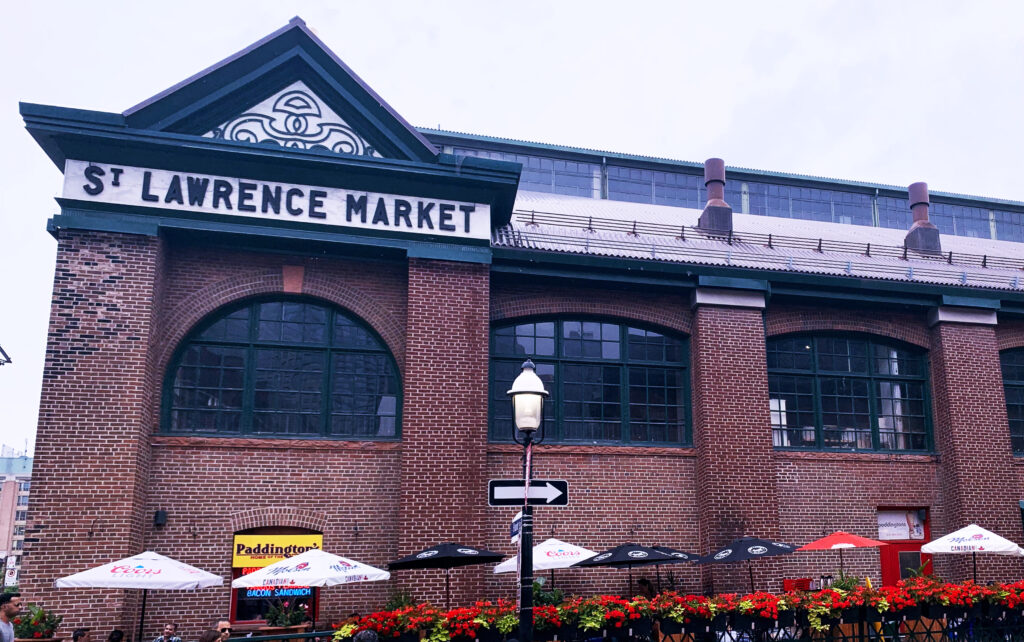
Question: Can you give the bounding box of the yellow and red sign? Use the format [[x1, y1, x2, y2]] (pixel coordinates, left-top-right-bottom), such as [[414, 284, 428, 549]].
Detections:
[[232, 534, 323, 568]]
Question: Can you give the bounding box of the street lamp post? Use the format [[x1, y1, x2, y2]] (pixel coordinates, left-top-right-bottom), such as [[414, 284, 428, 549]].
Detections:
[[507, 360, 549, 642]]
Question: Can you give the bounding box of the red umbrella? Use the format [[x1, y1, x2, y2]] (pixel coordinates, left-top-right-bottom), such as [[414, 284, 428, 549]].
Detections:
[[797, 531, 887, 574]]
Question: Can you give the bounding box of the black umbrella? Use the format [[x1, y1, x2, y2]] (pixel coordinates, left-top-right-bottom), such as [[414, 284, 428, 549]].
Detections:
[[696, 537, 796, 593], [633, 545, 700, 592], [571, 543, 676, 596], [388, 543, 504, 608]]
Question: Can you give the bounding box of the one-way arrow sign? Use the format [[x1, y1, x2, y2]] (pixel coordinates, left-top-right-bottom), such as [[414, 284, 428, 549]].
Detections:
[[488, 479, 569, 507]]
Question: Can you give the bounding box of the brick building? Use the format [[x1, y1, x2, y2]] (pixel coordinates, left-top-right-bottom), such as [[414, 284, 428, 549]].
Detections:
[[19, 17, 1024, 640], [0, 456, 33, 587]]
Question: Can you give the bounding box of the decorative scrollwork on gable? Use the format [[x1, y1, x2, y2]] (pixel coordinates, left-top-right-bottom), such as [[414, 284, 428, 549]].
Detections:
[[206, 81, 382, 157]]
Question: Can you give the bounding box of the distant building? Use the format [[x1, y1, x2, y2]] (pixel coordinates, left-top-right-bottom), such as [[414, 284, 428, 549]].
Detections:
[[0, 456, 32, 587]]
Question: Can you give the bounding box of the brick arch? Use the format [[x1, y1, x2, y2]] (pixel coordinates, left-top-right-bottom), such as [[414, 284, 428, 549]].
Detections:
[[490, 292, 692, 336], [997, 320, 1024, 352], [228, 506, 327, 532], [154, 271, 406, 382], [765, 307, 930, 348]]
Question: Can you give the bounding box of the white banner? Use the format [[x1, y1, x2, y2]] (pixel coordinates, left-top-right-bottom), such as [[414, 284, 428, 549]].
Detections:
[[878, 510, 925, 540], [63, 160, 491, 241]]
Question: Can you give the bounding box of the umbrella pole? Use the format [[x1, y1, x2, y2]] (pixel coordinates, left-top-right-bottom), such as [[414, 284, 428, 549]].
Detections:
[[973, 552, 977, 583], [446, 568, 451, 610], [748, 561, 754, 594], [137, 588, 148, 642], [550, 568, 555, 588], [655, 565, 662, 593], [840, 548, 845, 575], [628, 564, 633, 597]]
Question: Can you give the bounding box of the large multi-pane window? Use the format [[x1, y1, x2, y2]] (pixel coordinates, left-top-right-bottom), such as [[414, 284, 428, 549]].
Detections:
[[768, 335, 931, 452], [1001, 348, 1024, 454], [490, 319, 690, 445], [164, 299, 400, 439]]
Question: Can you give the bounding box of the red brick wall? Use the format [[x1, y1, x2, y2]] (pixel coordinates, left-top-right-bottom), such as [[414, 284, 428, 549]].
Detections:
[[929, 321, 1024, 581], [692, 303, 780, 594], [398, 259, 491, 607], [23, 230, 163, 635]]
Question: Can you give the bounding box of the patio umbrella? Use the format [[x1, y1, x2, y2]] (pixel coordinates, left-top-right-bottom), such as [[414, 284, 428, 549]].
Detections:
[[797, 531, 887, 574], [231, 548, 390, 587], [571, 543, 676, 596], [55, 551, 223, 642], [921, 524, 1024, 582], [696, 537, 797, 593], [493, 538, 598, 586], [388, 543, 504, 608]]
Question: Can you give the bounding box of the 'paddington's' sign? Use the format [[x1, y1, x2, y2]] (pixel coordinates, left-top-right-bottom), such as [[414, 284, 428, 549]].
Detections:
[[62, 160, 491, 240]]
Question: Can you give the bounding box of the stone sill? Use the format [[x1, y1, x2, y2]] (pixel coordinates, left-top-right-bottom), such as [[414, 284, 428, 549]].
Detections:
[[773, 449, 938, 464], [152, 435, 402, 451], [486, 443, 697, 457]]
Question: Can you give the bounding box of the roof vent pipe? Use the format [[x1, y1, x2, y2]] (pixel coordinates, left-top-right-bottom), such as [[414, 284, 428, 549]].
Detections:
[[698, 158, 733, 233], [904, 181, 942, 252]]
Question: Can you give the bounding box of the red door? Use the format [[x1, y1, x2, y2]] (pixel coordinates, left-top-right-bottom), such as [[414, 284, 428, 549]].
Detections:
[[880, 542, 933, 586]]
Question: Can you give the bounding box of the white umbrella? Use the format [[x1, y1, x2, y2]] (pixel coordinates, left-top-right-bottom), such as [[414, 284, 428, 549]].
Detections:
[[55, 551, 222, 641], [231, 548, 390, 588], [493, 538, 597, 585], [921, 524, 1024, 582]]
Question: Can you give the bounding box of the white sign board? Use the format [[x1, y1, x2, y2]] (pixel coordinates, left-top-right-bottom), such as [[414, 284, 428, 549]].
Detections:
[[63, 160, 492, 241], [878, 510, 925, 540], [4, 569, 17, 587]]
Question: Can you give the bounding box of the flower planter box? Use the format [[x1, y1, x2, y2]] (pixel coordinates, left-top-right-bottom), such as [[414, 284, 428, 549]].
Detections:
[[922, 604, 947, 620], [840, 606, 863, 623], [773, 611, 795, 628], [554, 624, 579, 641], [656, 619, 682, 635], [476, 628, 505, 642], [628, 617, 652, 637], [895, 606, 921, 621], [729, 614, 753, 631], [257, 624, 312, 638]]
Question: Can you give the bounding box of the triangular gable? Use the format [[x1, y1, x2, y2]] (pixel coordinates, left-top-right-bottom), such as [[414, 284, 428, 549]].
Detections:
[[204, 80, 382, 157], [123, 17, 437, 163]]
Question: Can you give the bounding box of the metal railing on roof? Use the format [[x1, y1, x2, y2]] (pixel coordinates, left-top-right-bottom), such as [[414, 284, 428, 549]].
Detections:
[[507, 209, 1024, 273]]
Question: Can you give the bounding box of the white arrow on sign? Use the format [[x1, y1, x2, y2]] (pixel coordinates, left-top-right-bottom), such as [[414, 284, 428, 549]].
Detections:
[[493, 482, 565, 504]]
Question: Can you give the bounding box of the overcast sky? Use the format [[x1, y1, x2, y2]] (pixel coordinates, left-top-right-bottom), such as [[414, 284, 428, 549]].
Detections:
[[2, 0, 1023, 453]]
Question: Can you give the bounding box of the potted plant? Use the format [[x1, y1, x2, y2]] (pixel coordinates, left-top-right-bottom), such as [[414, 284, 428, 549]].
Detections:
[[13, 604, 63, 642], [261, 600, 310, 634]]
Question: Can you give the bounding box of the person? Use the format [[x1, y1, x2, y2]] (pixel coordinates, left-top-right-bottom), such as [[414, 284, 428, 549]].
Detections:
[[215, 621, 232, 642], [108, 631, 124, 642], [198, 631, 221, 642], [153, 624, 181, 642], [637, 577, 656, 599], [72, 629, 92, 642], [0, 593, 22, 642]]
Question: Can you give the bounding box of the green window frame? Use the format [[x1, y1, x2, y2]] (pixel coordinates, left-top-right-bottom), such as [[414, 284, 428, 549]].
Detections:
[[1001, 348, 1024, 454], [767, 334, 932, 452], [162, 298, 401, 440], [489, 318, 692, 446]]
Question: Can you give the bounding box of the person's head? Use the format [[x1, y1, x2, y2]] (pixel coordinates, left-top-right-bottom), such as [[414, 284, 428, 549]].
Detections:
[[73, 629, 91, 642], [108, 629, 124, 642], [353, 631, 378, 642], [0, 593, 21, 619], [215, 621, 231, 642], [199, 631, 221, 642], [162, 624, 177, 638]]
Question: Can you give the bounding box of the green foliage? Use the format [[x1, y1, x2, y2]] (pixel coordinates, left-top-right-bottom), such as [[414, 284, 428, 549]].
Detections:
[[384, 590, 416, 610], [13, 604, 63, 638], [265, 600, 307, 627], [830, 571, 862, 591], [533, 578, 564, 606], [906, 559, 933, 578]]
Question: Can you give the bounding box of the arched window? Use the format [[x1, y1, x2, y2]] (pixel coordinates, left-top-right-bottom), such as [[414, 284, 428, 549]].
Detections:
[[490, 319, 691, 445], [1001, 348, 1024, 454], [163, 299, 399, 439], [767, 335, 931, 451]]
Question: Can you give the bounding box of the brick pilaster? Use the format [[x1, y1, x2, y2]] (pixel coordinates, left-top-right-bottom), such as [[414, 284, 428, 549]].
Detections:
[[929, 316, 1023, 581], [398, 258, 490, 605], [22, 230, 164, 635], [692, 300, 780, 593]]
